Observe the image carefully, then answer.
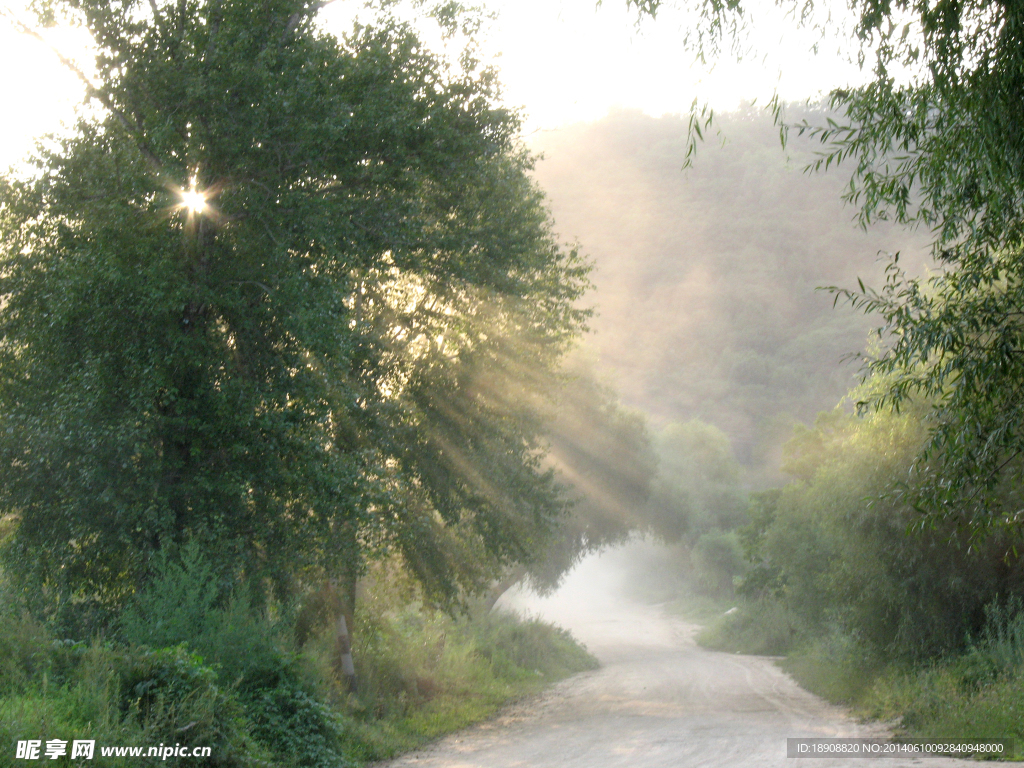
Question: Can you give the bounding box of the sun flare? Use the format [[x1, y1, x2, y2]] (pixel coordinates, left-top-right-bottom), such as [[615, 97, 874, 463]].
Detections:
[[181, 186, 207, 215]]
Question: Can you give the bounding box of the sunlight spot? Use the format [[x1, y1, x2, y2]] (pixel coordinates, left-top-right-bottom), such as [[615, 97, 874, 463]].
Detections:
[[181, 184, 207, 215]]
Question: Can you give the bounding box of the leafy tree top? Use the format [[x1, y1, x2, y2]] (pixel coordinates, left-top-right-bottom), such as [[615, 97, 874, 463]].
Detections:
[[0, 0, 590, 622]]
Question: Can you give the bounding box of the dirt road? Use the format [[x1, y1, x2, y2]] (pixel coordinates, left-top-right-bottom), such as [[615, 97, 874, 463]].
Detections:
[[377, 556, 1011, 768]]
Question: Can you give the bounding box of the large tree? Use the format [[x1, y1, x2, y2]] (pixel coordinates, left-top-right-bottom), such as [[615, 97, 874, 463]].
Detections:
[[632, 0, 1024, 537], [0, 0, 589, 623]]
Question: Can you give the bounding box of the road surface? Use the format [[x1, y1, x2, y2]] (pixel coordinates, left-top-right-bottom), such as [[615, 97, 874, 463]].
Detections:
[[376, 553, 1014, 768]]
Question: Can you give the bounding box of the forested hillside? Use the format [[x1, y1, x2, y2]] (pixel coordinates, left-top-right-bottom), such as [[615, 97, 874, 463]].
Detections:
[[530, 107, 929, 483]]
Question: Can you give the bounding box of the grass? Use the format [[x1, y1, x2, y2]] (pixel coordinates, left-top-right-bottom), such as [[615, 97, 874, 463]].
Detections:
[[663, 591, 741, 624], [0, 586, 597, 767], [335, 605, 598, 759], [695, 598, 803, 656], [697, 598, 1024, 760]]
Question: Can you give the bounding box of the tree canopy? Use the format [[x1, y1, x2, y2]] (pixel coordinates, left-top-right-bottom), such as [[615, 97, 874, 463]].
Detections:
[[0, 0, 590, 621], [633, 0, 1024, 535]]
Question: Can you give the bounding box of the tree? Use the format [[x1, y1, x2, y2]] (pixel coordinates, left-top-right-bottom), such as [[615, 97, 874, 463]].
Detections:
[[0, 0, 589, 626], [645, 419, 746, 544], [740, 402, 1024, 659], [631, 0, 1024, 537], [519, 357, 657, 593]]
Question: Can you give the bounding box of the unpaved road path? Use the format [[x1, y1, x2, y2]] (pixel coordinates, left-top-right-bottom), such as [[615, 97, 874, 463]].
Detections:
[[377, 556, 1020, 768]]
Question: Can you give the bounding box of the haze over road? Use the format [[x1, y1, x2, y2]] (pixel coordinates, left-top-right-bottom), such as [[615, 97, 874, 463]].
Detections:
[[376, 550, 1013, 768]]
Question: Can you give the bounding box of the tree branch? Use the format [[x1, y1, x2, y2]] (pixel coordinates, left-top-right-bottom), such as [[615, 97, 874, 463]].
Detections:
[[281, 0, 339, 43], [147, 0, 166, 36]]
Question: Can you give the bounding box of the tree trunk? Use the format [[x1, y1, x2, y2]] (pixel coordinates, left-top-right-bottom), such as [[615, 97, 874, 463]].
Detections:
[[482, 564, 528, 612], [334, 523, 360, 692]]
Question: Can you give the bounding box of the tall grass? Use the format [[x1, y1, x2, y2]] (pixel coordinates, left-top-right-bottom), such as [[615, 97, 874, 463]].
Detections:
[[0, 550, 597, 767], [317, 602, 598, 758], [700, 595, 1024, 759]]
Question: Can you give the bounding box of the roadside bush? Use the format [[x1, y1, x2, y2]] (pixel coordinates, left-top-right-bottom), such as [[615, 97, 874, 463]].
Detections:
[[691, 531, 746, 596], [119, 543, 223, 652], [956, 599, 1024, 688], [1, 548, 599, 768], [710, 398, 1024, 754], [737, 406, 1024, 663], [244, 682, 350, 768], [698, 599, 803, 655], [472, 610, 599, 680], [0, 613, 52, 692], [120, 542, 297, 692], [858, 664, 1024, 759], [119, 543, 349, 768], [782, 631, 885, 703], [295, 584, 599, 759], [116, 646, 251, 767], [0, 640, 253, 768]]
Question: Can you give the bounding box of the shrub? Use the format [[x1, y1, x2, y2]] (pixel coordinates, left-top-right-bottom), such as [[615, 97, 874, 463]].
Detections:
[[957, 599, 1024, 687], [697, 599, 803, 656], [116, 646, 251, 767], [691, 531, 746, 597], [244, 683, 350, 768], [119, 543, 348, 767], [0, 640, 253, 768], [471, 611, 599, 680], [0, 613, 52, 693]]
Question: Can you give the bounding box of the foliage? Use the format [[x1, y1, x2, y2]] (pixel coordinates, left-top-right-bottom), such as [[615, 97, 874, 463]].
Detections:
[[344, 565, 597, 726], [119, 542, 224, 651], [646, 419, 746, 543], [958, 598, 1024, 687], [244, 683, 350, 768], [0, 0, 589, 614], [777, 603, 1024, 759], [864, 665, 1024, 759], [0, 612, 52, 693], [0, 637, 254, 768], [690, 530, 745, 596], [606, 419, 746, 602], [120, 542, 290, 690], [700, 400, 1024, 750], [0, 550, 597, 768], [697, 599, 803, 656], [630, 0, 1024, 535], [299, 586, 596, 761], [835, 249, 1024, 536], [118, 542, 351, 766], [115, 646, 251, 767], [721, 402, 1024, 662], [524, 356, 657, 592]]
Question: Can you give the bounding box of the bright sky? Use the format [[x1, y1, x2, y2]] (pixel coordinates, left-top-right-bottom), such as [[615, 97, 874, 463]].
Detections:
[[0, 0, 868, 168], [465, 0, 867, 135]]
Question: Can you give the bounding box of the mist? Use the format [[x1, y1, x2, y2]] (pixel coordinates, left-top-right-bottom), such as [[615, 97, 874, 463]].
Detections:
[[529, 106, 930, 487], [500, 105, 931, 622]]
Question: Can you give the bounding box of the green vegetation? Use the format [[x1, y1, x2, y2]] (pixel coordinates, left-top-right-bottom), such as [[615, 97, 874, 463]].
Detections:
[[530, 108, 928, 488], [581, 0, 1024, 751], [632, 0, 1024, 535], [0, 547, 596, 767], [695, 398, 1024, 755], [2, 0, 1021, 758], [0, 1, 605, 763], [0, 0, 590, 631]]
